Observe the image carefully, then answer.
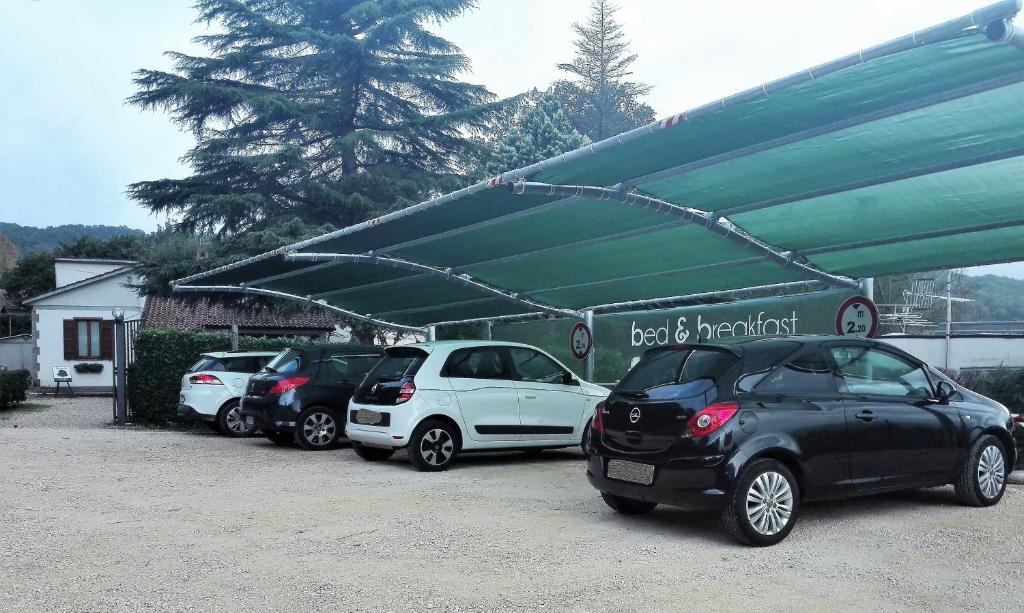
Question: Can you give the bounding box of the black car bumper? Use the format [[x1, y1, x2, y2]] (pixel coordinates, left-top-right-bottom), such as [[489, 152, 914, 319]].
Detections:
[[239, 396, 298, 433], [177, 404, 215, 423], [586, 446, 743, 510]]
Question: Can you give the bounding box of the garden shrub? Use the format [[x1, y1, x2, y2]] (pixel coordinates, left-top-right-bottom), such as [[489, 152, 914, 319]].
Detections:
[[127, 328, 319, 425], [73, 362, 104, 374], [948, 367, 1024, 413], [0, 369, 31, 409]]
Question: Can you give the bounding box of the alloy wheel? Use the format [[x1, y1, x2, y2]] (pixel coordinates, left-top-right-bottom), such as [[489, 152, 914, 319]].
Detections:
[[978, 445, 1006, 499], [302, 412, 336, 446], [746, 471, 794, 536], [226, 406, 250, 434], [420, 428, 454, 466]]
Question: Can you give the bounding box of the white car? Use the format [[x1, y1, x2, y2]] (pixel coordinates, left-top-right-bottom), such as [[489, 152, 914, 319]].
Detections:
[[177, 351, 278, 437], [346, 341, 610, 471]]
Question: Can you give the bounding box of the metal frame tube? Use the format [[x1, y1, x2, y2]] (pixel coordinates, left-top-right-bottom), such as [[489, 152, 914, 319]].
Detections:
[[511, 182, 859, 289], [171, 284, 426, 334], [285, 252, 581, 319]]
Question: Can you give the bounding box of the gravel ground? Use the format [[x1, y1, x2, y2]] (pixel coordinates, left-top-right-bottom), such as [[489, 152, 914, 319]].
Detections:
[[2, 397, 1024, 612]]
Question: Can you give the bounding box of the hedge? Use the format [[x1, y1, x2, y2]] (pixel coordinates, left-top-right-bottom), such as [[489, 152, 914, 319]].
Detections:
[[127, 329, 320, 425], [0, 369, 31, 409], [949, 367, 1024, 414]]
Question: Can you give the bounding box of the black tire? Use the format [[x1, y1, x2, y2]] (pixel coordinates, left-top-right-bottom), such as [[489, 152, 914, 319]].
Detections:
[[581, 419, 593, 456], [408, 419, 459, 472], [215, 400, 253, 438], [600, 492, 658, 515], [266, 430, 294, 445], [352, 442, 395, 462], [954, 434, 1008, 507], [721, 459, 800, 547], [295, 407, 342, 451]]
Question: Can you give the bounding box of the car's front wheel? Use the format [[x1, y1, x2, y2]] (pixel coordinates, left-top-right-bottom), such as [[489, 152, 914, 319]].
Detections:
[[408, 419, 458, 472], [955, 434, 1008, 507], [722, 459, 800, 547], [600, 492, 657, 515], [296, 407, 341, 451], [352, 442, 395, 462], [216, 400, 253, 438]]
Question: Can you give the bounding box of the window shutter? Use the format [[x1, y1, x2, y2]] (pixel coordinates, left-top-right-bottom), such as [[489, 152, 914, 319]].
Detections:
[[63, 320, 77, 360], [100, 321, 114, 360]]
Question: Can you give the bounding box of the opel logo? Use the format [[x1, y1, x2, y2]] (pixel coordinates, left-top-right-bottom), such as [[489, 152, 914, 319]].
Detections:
[[629, 407, 641, 424]]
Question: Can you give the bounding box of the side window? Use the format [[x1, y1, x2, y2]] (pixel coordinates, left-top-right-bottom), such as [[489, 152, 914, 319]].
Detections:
[[318, 354, 380, 384], [221, 357, 256, 373], [444, 347, 511, 380], [755, 351, 837, 395], [830, 347, 932, 399], [509, 348, 568, 384]]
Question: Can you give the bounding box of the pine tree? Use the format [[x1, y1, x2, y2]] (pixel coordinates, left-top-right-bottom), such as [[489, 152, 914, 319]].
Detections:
[[484, 90, 588, 175], [553, 0, 655, 141], [128, 0, 508, 236]]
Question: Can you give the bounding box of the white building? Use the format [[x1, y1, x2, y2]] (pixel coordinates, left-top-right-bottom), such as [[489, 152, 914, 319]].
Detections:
[[24, 259, 145, 389]]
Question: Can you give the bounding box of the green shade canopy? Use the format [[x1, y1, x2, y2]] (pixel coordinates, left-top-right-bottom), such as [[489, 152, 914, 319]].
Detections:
[[176, 1, 1024, 331]]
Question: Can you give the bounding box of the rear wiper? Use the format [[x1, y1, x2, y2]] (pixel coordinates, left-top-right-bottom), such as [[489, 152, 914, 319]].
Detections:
[[618, 390, 649, 399]]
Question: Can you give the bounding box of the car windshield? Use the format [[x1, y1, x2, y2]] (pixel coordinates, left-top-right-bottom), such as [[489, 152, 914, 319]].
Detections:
[[264, 349, 304, 375], [188, 356, 224, 373], [617, 348, 738, 394], [364, 348, 427, 382]]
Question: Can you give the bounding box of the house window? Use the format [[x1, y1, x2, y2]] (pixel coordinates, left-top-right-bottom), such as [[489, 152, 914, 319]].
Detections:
[[77, 320, 101, 358], [63, 319, 113, 361]]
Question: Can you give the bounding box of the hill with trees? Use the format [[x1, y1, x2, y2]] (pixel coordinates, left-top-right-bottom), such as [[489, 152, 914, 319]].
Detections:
[[0, 222, 145, 255]]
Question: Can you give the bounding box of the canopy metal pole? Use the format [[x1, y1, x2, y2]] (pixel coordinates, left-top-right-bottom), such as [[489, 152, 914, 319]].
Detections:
[[583, 309, 595, 382], [171, 284, 426, 334], [284, 252, 582, 320], [511, 182, 859, 290]]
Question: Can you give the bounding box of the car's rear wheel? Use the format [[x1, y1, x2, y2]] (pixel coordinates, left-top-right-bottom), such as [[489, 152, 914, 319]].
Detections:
[[296, 408, 341, 451], [408, 419, 458, 472], [955, 434, 1008, 507], [352, 442, 395, 462], [266, 430, 294, 445], [600, 492, 657, 515], [722, 459, 800, 547], [215, 400, 253, 438]]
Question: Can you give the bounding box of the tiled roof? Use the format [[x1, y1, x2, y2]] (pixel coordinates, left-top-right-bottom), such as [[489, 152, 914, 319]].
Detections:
[[142, 295, 336, 331]]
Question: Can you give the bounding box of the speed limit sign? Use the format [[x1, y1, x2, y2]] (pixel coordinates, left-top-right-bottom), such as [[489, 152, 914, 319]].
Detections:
[[569, 321, 593, 360], [835, 296, 879, 338]]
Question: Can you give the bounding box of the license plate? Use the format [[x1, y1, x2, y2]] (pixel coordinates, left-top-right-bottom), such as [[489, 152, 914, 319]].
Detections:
[[245, 416, 254, 427], [606, 459, 655, 485], [354, 409, 383, 425]]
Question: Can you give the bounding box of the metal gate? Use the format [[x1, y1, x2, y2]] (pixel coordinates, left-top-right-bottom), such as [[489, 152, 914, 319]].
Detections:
[[112, 319, 140, 422]]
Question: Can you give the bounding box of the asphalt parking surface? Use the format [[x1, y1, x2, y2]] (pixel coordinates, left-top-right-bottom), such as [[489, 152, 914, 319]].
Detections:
[[2, 397, 1023, 612]]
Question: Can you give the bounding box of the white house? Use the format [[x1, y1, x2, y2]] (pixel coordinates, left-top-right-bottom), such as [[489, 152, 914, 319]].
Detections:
[[24, 259, 145, 389]]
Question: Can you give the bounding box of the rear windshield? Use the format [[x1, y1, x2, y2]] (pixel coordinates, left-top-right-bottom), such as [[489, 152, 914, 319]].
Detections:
[[188, 355, 267, 374], [264, 349, 305, 375], [363, 347, 427, 383], [616, 348, 739, 394]]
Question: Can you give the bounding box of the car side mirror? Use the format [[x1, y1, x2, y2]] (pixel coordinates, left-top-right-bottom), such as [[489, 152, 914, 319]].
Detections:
[[936, 380, 955, 403], [563, 372, 579, 386]]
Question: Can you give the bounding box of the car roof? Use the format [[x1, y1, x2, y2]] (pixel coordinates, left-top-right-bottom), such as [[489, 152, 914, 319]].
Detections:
[[398, 340, 544, 352], [201, 351, 279, 358], [292, 343, 383, 353], [649, 335, 920, 361]]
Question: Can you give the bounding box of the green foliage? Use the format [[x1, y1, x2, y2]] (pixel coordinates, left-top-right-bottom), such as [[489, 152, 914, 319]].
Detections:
[[127, 328, 317, 424], [0, 233, 18, 272], [483, 90, 589, 176], [0, 222, 144, 256], [128, 0, 511, 237], [952, 367, 1024, 413], [73, 363, 104, 374], [0, 369, 31, 409], [54, 235, 145, 261], [0, 252, 55, 306], [436, 322, 489, 341], [553, 0, 655, 140], [957, 274, 1024, 322]]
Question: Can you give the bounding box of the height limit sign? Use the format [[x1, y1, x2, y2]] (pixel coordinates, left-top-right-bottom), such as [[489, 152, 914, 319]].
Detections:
[[835, 296, 879, 338]]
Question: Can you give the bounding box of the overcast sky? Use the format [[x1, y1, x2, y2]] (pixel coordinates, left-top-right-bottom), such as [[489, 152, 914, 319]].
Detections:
[[0, 0, 1019, 277]]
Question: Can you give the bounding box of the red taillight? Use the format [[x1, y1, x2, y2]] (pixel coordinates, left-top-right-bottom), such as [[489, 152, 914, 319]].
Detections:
[[189, 374, 223, 385], [686, 402, 739, 438], [1014, 413, 1024, 424], [592, 401, 606, 433], [268, 376, 310, 395], [395, 380, 416, 404]]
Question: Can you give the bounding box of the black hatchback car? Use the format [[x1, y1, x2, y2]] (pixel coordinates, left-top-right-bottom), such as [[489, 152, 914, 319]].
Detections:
[[587, 336, 1016, 546], [240, 344, 384, 450]]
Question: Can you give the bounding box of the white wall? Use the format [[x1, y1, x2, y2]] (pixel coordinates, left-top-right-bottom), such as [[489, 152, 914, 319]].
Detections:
[[54, 260, 129, 288], [881, 336, 1024, 371], [31, 270, 145, 387]]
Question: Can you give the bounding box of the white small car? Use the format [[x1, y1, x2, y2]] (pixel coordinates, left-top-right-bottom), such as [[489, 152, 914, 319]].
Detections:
[[177, 351, 278, 437], [346, 341, 610, 471]]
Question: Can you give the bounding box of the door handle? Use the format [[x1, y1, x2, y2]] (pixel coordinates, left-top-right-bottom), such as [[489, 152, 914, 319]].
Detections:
[[524, 394, 538, 400], [855, 411, 875, 422]]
